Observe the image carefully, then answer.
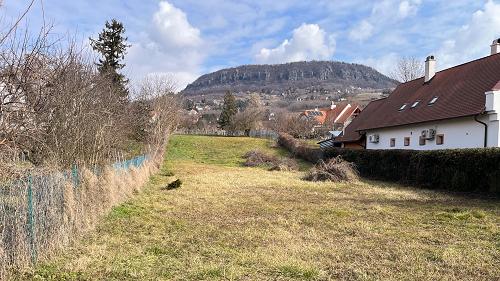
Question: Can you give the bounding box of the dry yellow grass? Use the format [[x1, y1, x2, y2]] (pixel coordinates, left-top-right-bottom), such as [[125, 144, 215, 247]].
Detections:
[[14, 135, 500, 280]]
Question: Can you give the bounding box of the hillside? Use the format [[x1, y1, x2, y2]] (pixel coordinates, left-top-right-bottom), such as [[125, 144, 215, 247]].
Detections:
[[182, 61, 398, 96]]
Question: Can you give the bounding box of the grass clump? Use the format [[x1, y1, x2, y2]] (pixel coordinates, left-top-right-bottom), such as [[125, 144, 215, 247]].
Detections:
[[303, 156, 359, 182]]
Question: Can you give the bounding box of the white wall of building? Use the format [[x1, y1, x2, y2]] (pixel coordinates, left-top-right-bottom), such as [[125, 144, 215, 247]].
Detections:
[[365, 116, 496, 150]]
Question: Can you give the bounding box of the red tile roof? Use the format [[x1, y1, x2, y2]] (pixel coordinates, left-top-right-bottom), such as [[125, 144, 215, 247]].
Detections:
[[353, 53, 500, 131], [336, 99, 386, 142], [303, 103, 359, 125]]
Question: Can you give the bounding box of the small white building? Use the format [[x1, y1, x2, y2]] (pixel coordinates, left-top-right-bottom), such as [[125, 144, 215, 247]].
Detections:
[[337, 39, 500, 150]]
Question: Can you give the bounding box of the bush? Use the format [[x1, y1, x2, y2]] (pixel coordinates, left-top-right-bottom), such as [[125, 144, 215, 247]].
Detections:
[[303, 157, 359, 182], [277, 133, 322, 163], [278, 133, 500, 195], [269, 158, 300, 172], [166, 179, 182, 190], [324, 148, 500, 195]]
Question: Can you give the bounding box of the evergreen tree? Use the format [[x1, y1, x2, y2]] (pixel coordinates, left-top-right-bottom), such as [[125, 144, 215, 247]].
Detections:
[[218, 91, 237, 129], [90, 19, 130, 101]]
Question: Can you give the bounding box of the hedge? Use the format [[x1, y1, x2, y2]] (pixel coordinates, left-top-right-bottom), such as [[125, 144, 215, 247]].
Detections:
[[278, 133, 500, 195]]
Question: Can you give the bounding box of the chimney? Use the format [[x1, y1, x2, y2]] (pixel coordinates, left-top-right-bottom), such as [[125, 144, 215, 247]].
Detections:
[[491, 38, 500, 55], [425, 55, 436, 83], [330, 101, 336, 110]]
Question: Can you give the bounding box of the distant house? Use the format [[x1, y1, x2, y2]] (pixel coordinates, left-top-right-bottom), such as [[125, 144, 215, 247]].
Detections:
[[335, 39, 500, 150], [301, 102, 360, 131]]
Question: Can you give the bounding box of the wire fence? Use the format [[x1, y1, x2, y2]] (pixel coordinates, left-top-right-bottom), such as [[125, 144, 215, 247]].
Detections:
[[176, 129, 279, 139], [0, 154, 150, 278]]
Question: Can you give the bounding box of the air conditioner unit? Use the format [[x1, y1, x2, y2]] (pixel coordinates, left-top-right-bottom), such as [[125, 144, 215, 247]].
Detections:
[[421, 130, 428, 139], [368, 134, 380, 143], [427, 129, 436, 140], [421, 129, 436, 140]]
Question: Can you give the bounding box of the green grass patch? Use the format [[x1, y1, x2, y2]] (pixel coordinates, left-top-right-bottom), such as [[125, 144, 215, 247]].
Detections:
[[276, 264, 320, 280], [109, 202, 145, 219], [166, 135, 288, 167]]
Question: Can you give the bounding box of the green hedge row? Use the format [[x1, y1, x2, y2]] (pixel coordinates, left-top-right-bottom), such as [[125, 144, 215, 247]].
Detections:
[[278, 133, 500, 195]]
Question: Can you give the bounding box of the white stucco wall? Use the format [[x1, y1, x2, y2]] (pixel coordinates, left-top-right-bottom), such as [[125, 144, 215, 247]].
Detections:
[[365, 116, 496, 150]]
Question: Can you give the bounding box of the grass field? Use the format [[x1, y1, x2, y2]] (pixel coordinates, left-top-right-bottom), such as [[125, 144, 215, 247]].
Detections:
[[16, 135, 500, 280]]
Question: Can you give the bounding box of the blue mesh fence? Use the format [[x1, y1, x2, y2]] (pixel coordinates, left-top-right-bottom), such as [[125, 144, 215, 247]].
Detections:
[[0, 154, 149, 278]]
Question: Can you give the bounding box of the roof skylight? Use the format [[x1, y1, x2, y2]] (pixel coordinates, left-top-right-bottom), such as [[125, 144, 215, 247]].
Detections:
[[428, 96, 438, 105], [411, 101, 420, 108], [399, 104, 407, 111]]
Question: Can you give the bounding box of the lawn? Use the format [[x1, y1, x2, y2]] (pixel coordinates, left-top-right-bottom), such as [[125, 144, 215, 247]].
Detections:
[[16, 135, 500, 280]]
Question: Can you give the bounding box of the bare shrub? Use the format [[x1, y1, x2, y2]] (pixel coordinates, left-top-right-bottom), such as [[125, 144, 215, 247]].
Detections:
[[243, 150, 278, 167], [270, 112, 316, 138], [243, 150, 298, 171], [277, 133, 323, 163], [0, 160, 158, 279], [132, 75, 180, 161], [0, 7, 178, 278], [303, 157, 359, 182], [269, 158, 299, 171]]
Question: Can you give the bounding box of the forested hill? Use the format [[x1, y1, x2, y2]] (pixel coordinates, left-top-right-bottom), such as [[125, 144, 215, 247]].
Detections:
[[182, 61, 398, 96]]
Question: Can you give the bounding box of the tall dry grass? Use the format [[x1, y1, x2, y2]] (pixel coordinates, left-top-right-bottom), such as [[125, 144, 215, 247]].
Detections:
[[0, 158, 160, 279]]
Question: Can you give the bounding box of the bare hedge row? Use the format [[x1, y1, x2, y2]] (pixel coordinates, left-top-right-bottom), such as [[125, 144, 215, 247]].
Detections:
[[278, 133, 500, 195]]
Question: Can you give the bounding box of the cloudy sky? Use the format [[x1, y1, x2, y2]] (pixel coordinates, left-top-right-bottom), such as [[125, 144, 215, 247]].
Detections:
[[2, 0, 500, 90]]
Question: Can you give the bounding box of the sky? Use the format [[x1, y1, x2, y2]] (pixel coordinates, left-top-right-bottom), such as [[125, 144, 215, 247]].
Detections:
[[2, 0, 500, 90]]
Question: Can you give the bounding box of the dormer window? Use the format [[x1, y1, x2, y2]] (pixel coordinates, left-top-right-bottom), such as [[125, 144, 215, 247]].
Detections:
[[411, 101, 420, 108], [399, 104, 408, 111], [428, 96, 438, 105]]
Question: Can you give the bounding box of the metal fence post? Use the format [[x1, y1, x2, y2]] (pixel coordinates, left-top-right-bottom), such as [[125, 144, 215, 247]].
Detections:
[[71, 164, 79, 187], [26, 174, 37, 265]]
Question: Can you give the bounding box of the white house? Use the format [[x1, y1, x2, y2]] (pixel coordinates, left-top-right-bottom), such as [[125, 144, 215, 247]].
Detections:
[[337, 39, 500, 150]]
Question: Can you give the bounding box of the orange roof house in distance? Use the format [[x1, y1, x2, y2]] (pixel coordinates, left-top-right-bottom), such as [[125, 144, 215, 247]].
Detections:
[[301, 102, 360, 130]]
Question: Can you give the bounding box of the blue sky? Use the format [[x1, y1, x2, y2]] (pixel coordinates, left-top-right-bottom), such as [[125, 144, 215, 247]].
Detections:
[[3, 0, 500, 90]]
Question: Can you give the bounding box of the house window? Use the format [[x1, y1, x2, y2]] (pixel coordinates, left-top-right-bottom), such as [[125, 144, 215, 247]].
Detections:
[[404, 137, 410, 146], [390, 138, 396, 147], [428, 96, 439, 105], [419, 136, 426, 146], [436, 134, 444, 145], [411, 101, 420, 108]]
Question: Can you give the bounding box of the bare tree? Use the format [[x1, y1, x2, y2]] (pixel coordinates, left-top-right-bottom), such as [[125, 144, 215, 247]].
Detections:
[[390, 56, 424, 83], [229, 94, 264, 133], [271, 112, 316, 139], [0, 0, 37, 45], [132, 75, 179, 159]]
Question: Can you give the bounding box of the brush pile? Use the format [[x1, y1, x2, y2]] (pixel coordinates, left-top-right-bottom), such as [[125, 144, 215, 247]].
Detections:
[[243, 150, 298, 171], [303, 156, 359, 182]]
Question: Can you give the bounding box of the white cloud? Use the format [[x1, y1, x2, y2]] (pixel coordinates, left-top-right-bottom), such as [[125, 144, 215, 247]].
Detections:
[[349, 20, 373, 41], [435, 0, 500, 69], [152, 1, 202, 48], [125, 1, 205, 90], [255, 23, 335, 64], [349, 0, 421, 42], [397, 0, 421, 19], [355, 53, 400, 77]]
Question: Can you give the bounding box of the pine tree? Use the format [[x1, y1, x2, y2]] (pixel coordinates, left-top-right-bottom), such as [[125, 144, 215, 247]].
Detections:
[[218, 91, 237, 130], [90, 19, 131, 101]]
